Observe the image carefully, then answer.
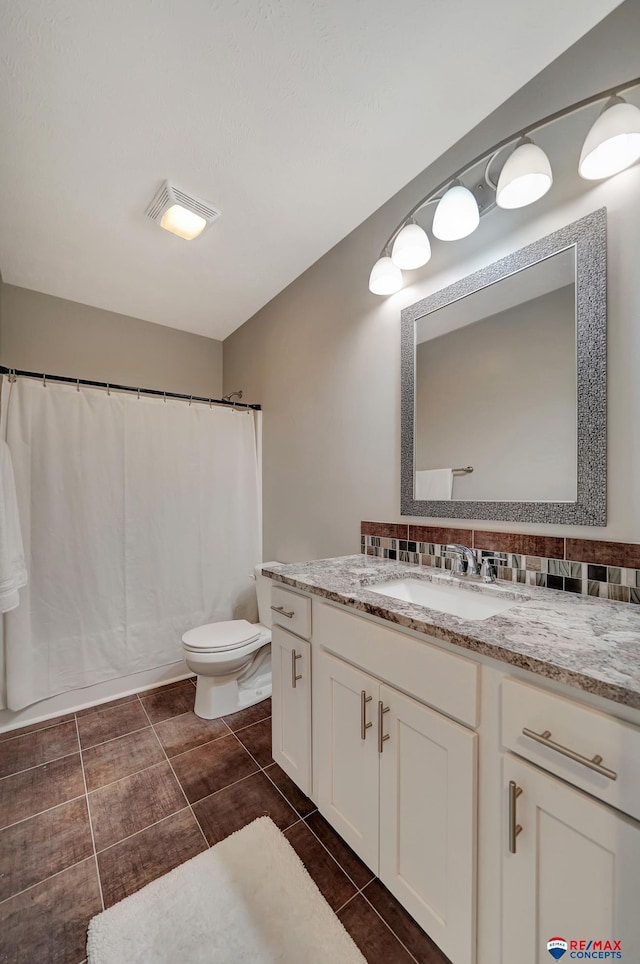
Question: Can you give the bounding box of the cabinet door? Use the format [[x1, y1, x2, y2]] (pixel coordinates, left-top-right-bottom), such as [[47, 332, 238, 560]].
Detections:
[[315, 651, 380, 872], [271, 626, 311, 794], [379, 685, 478, 964], [503, 755, 640, 964]]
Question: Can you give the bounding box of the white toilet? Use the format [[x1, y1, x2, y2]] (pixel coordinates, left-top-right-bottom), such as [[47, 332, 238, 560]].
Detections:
[[182, 565, 273, 720]]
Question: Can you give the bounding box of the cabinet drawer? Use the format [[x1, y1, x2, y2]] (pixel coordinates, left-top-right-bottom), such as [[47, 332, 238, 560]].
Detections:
[[502, 677, 640, 820], [270, 585, 312, 639], [315, 601, 478, 728]]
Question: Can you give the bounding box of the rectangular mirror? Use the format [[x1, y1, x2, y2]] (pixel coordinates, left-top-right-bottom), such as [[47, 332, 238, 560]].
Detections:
[[401, 209, 607, 525]]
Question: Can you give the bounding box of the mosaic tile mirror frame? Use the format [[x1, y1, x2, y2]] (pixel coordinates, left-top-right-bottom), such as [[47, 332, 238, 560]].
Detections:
[[400, 208, 607, 525]]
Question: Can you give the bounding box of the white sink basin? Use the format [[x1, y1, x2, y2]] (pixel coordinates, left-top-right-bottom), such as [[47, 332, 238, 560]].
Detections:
[[364, 577, 520, 621]]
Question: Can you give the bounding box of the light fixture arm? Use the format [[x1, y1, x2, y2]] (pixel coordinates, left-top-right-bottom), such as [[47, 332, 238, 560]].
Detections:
[[378, 75, 640, 258]]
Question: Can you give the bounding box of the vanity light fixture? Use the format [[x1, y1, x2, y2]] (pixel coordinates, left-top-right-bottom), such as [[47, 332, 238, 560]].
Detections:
[[432, 183, 480, 241], [578, 96, 640, 180], [369, 76, 640, 295], [146, 180, 222, 240], [391, 222, 432, 269], [369, 256, 404, 295], [495, 137, 553, 209]]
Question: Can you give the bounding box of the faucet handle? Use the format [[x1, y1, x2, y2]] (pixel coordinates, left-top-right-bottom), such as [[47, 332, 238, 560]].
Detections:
[[480, 555, 501, 583]]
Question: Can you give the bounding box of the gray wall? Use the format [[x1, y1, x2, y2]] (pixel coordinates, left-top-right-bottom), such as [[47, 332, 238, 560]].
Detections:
[[223, 2, 640, 561], [415, 286, 576, 502], [0, 284, 223, 398]]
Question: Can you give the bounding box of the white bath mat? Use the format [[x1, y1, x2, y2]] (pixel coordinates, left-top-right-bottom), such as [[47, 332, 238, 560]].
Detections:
[[86, 816, 365, 963]]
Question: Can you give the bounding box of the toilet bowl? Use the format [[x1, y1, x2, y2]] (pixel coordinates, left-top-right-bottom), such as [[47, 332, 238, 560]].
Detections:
[[182, 565, 274, 720]]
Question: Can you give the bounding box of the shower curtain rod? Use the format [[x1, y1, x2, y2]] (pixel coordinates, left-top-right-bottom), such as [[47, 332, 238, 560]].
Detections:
[[0, 366, 261, 411]]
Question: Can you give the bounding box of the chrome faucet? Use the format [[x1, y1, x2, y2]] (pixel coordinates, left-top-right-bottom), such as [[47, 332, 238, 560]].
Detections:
[[444, 544, 480, 577]]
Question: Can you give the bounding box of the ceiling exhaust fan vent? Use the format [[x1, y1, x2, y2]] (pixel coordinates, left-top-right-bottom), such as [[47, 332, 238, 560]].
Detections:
[[145, 180, 222, 226]]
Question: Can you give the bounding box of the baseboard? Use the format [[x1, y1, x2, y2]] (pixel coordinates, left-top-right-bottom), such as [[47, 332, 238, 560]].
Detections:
[[0, 661, 193, 734]]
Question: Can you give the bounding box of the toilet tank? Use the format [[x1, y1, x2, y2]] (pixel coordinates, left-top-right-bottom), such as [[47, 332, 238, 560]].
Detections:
[[255, 563, 278, 628]]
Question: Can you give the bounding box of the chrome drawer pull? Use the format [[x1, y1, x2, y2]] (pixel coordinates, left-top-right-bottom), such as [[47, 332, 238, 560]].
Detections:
[[291, 650, 302, 688], [508, 780, 523, 854], [360, 690, 372, 740], [378, 701, 390, 754], [271, 604, 295, 619], [522, 727, 617, 781]]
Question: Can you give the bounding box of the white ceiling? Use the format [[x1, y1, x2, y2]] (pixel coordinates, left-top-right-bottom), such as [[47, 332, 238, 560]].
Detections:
[[0, 0, 619, 341]]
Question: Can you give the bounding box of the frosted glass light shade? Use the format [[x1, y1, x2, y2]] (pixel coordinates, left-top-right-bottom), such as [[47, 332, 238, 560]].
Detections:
[[369, 256, 403, 295], [496, 141, 553, 209], [391, 223, 432, 270], [579, 99, 640, 180], [432, 185, 479, 241], [160, 204, 207, 240]]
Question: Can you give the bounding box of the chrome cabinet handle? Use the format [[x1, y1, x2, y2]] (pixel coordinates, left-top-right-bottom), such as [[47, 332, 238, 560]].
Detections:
[[360, 690, 372, 740], [522, 727, 617, 781], [378, 701, 390, 754], [271, 604, 295, 619], [291, 650, 302, 688], [508, 780, 523, 854]]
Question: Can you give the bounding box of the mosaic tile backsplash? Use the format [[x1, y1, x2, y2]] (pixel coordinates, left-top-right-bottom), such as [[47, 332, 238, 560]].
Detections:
[[360, 522, 640, 605]]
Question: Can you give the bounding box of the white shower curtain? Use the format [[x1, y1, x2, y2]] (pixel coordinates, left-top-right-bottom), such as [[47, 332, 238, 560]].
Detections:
[[1, 377, 261, 711]]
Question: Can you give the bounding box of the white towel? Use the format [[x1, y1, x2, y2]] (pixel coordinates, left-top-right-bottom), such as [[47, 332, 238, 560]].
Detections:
[[415, 468, 453, 501], [0, 440, 27, 612]]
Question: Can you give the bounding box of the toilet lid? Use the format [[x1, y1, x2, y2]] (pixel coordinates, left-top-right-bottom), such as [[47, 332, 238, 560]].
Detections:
[[182, 620, 262, 653]]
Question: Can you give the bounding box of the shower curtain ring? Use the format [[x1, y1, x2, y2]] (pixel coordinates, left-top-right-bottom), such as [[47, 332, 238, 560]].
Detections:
[[209, 398, 212, 409], [106, 383, 110, 396], [8, 369, 16, 383], [76, 379, 80, 392], [189, 396, 193, 406], [137, 388, 141, 400], [43, 373, 47, 388], [163, 392, 166, 404]]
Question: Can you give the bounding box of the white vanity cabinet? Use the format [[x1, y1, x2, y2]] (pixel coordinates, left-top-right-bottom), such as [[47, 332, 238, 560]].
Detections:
[[502, 754, 640, 964], [268, 578, 640, 964]]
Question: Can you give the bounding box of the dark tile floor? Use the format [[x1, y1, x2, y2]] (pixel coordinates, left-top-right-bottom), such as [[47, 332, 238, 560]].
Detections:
[[0, 679, 450, 964]]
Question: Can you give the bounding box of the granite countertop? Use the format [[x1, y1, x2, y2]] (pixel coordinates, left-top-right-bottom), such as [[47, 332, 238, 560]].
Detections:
[[263, 555, 640, 709]]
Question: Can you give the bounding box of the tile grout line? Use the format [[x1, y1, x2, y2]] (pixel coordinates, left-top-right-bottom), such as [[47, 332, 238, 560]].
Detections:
[[0, 747, 81, 782], [357, 886, 423, 964], [298, 814, 374, 896], [94, 805, 194, 857], [0, 716, 77, 745], [0, 854, 99, 909], [229, 729, 268, 774], [73, 715, 105, 912], [137, 696, 211, 850], [334, 890, 360, 915], [227, 712, 271, 735], [0, 791, 89, 834], [261, 764, 318, 821], [76, 722, 150, 753], [86, 756, 171, 796]]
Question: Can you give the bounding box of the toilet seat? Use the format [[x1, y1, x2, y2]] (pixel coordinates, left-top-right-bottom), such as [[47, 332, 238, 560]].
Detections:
[[182, 619, 262, 654]]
